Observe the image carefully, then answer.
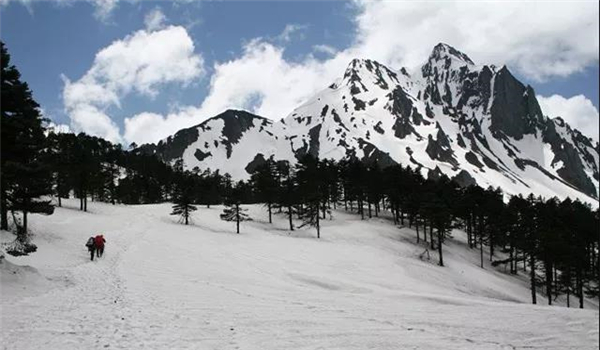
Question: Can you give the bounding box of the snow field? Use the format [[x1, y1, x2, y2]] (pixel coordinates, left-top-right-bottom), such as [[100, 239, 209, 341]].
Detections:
[[1, 199, 598, 349]]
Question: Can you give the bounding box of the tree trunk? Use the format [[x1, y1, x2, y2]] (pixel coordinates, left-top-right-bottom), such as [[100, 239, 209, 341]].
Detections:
[[288, 205, 294, 231], [430, 225, 434, 250], [268, 202, 272, 224], [1, 191, 8, 230], [416, 219, 419, 237], [236, 204, 240, 234], [316, 202, 320, 239], [368, 201, 372, 218], [566, 268, 571, 308], [489, 230, 494, 261], [545, 261, 552, 305], [437, 227, 444, 267], [467, 215, 472, 248], [479, 216, 484, 269], [530, 253, 537, 304], [577, 267, 584, 309], [58, 196, 62, 208]]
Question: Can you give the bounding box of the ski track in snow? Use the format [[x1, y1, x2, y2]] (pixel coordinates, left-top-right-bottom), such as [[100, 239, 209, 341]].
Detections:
[[1, 199, 598, 350]]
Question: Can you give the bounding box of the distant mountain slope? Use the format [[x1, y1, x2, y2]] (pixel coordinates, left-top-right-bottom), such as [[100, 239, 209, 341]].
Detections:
[[139, 44, 599, 204], [138, 110, 294, 179]]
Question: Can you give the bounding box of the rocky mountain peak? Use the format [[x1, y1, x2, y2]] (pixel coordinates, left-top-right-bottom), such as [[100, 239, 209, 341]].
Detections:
[[429, 43, 475, 65], [343, 58, 399, 94]]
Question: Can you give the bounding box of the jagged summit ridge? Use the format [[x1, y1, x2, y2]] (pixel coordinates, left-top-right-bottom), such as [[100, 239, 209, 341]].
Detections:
[[141, 44, 599, 205], [430, 42, 475, 65]]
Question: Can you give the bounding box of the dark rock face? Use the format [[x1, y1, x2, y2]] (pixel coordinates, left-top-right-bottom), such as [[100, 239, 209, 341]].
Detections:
[[356, 139, 397, 168], [425, 125, 458, 168], [465, 151, 484, 169], [542, 119, 597, 198], [456, 66, 493, 111], [139, 126, 199, 162], [352, 97, 366, 111], [490, 67, 544, 140], [386, 86, 417, 139], [296, 124, 322, 160], [219, 110, 270, 158], [194, 149, 212, 162]]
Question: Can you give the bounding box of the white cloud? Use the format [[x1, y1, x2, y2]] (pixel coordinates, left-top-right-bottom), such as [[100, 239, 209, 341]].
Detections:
[[124, 106, 202, 145], [537, 94, 599, 141], [62, 25, 204, 143], [349, 1, 599, 81], [46, 121, 72, 135], [122, 39, 352, 144], [144, 7, 167, 32], [62, 0, 599, 145], [91, 0, 118, 21], [312, 44, 337, 56], [277, 24, 308, 42]]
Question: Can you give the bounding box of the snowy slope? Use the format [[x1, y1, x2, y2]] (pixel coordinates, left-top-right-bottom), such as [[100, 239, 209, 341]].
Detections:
[[1, 200, 598, 349], [140, 43, 599, 206], [138, 110, 294, 179]]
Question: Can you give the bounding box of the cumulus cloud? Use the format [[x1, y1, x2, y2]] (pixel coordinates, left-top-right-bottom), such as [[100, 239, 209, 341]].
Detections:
[[62, 25, 204, 143], [144, 7, 167, 31], [61, 0, 598, 145], [537, 94, 599, 141], [349, 1, 599, 81]]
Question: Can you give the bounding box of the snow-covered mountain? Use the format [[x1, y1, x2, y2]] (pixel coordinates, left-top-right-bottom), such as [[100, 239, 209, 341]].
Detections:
[[140, 43, 599, 204]]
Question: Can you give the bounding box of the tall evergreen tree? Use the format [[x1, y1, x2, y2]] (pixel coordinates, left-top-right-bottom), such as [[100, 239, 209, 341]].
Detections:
[[250, 158, 279, 223], [296, 155, 326, 238], [1, 41, 54, 255]]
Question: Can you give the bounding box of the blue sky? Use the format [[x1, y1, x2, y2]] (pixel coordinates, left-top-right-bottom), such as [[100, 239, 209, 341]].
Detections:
[[1, 0, 598, 144]]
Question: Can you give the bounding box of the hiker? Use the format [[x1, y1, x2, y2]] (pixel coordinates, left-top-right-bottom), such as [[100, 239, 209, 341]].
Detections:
[[94, 234, 106, 258], [85, 236, 95, 261]]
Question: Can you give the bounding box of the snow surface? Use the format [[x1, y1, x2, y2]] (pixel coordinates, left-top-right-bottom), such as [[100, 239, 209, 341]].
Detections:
[[1, 200, 598, 349]]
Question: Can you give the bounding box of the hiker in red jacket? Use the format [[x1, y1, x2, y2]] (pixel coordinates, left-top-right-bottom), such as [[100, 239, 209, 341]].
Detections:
[[94, 235, 106, 258]]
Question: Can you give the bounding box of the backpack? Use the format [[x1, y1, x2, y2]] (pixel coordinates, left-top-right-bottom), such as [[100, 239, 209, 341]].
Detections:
[[85, 237, 94, 247]]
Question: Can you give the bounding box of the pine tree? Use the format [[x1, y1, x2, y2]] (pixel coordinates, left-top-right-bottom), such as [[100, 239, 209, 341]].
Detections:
[[276, 161, 296, 231], [250, 158, 279, 223], [170, 175, 197, 225], [220, 182, 251, 234], [296, 155, 328, 238], [1, 41, 54, 255]]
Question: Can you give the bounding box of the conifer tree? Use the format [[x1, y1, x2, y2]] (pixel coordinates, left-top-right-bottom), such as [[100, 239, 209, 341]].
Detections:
[[170, 174, 197, 225], [250, 158, 279, 223], [296, 155, 326, 238], [1, 41, 54, 254], [276, 161, 296, 231], [220, 181, 252, 234]]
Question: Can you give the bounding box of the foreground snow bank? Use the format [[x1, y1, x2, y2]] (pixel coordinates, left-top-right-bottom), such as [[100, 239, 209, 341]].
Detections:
[[1, 199, 598, 349]]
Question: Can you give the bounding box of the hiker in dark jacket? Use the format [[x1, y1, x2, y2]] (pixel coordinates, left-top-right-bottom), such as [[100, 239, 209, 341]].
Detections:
[[94, 235, 106, 258], [85, 237, 95, 261]]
